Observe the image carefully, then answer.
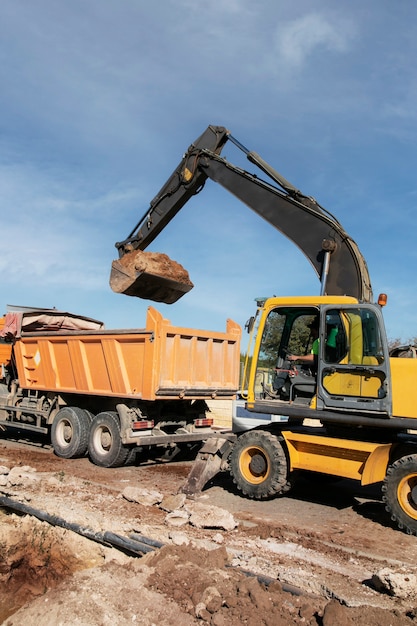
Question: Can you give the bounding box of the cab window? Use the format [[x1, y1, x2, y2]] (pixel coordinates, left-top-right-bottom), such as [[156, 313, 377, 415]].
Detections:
[[324, 308, 384, 366], [254, 307, 318, 399]]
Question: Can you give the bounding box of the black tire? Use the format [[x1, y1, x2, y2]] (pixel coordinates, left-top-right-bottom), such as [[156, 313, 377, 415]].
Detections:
[[88, 411, 130, 468], [229, 430, 290, 499], [51, 407, 93, 459], [124, 446, 138, 466], [382, 454, 417, 535]]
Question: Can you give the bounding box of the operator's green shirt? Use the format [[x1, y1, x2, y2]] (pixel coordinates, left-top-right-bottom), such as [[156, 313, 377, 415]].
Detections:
[[311, 327, 338, 356]]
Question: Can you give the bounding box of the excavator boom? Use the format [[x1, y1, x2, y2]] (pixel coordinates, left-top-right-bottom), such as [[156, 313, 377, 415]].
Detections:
[[110, 125, 372, 304]]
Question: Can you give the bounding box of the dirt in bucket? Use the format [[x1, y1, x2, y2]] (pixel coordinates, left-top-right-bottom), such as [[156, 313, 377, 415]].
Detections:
[[110, 250, 194, 304]]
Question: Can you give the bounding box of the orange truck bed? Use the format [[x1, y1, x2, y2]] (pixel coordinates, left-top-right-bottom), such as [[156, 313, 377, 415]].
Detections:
[[11, 307, 241, 400]]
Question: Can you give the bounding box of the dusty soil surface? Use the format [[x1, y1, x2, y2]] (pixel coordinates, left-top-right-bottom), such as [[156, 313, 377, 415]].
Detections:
[[1, 432, 417, 625]]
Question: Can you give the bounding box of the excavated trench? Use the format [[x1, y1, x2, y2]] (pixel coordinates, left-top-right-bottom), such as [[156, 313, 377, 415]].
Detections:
[[0, 511, 104, 622], [1, 442, 417, 625]]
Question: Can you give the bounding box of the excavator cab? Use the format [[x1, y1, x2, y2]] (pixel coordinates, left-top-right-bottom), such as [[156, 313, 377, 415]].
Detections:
[[248, 297, 392, 418]]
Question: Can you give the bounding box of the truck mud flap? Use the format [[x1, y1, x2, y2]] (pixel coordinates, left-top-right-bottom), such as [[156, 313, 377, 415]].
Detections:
[[180, 436, 235, 496], [110, 250, 193, 304]]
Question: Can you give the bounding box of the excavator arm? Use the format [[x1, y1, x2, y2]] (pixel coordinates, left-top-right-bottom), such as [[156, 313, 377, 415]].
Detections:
[[110, 125, 372, 304]]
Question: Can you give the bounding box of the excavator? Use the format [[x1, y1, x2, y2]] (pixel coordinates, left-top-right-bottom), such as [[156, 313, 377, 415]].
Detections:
[[111, 125, 417, 535], [110, 125, 372, 304]]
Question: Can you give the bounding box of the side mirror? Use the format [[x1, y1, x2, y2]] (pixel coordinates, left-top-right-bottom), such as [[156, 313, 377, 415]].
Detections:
[[245, 316, 255, 334]]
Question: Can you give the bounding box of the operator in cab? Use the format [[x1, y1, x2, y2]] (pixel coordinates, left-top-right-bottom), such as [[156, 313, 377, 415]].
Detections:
[[288, 317, 319, 370]]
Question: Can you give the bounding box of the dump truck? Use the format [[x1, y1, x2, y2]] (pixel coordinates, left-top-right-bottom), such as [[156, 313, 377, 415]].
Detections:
[[0, 305, 240, 467], [110, 125, 417, 535]]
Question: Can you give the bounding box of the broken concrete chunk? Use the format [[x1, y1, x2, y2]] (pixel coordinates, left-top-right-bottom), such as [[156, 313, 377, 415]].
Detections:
[[160, 493, 187, 513], [186, 502, 237, 531], [371, 567, 417, 599], [122, 486, 163, 506], [168, 530, 190, 546], [7, 466, 40, 486], [165, 509, 190, 527]]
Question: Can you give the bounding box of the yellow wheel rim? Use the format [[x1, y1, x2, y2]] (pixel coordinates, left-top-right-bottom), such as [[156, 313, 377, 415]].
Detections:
[[239, 445, 270, 485], [397, 473, 417, 520]]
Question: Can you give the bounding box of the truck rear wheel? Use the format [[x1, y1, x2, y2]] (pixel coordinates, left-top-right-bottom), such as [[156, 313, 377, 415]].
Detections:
[[88, 411, 130, 468], [230, 430, 290, 499], [382, 454, 417, 535], [51, 407, 93, 459]]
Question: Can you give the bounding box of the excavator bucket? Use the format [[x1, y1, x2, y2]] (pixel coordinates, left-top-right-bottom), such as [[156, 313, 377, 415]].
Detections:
[[110, 250, 194, 304]]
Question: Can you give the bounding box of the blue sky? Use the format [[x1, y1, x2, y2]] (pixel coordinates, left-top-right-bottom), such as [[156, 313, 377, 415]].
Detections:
[[1, 0, 416, 343]]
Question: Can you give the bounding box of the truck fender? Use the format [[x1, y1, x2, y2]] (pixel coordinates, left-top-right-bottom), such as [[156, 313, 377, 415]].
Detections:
[[116, 404, 133, 444]]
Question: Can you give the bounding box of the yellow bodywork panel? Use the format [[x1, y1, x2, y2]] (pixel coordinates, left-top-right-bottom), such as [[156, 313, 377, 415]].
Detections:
[[322, 371, 361, 396], [390, 357, 417, 418], [322, 368, 382, 399], [282, 431, 391, 485]]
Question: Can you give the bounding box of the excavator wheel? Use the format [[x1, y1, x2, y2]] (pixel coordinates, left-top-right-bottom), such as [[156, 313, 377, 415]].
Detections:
[[382, 454, 417, 535], [229, 430, 290, 499]]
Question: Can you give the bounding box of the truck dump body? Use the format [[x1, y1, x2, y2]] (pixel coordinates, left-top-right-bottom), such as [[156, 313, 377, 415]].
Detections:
[[11, 306, 241, 400]]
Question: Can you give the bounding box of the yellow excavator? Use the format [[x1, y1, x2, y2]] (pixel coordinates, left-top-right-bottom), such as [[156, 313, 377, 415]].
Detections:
[[111, 125, 417, 534]]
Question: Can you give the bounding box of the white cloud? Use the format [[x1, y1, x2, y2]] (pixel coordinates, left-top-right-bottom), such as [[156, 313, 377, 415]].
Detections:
[[276, 12, 355, 68], [0, 160, 139, 293], [0, 1, 416, 341]]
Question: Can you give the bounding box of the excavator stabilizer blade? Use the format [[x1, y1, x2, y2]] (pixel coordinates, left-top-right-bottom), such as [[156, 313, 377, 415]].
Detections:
[[110, 250, 194, 304], [180, 437, 235, 496]]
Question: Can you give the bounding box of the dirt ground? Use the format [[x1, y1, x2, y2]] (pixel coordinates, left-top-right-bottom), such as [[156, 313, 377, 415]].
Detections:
[[1, 433, 417, 625]]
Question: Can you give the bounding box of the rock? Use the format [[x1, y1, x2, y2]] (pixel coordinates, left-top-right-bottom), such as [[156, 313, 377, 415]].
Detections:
[[122, 487, 163, 506], [299, 601, 317, 621], [193, 587, 222, 620], [186, 502, 237, 531], [190, 538, 226, 553], [110, 250, 193, 303], [7, 466, 40, 486], [0, 465, 10, 475], [160, 493, 186, 512], [201, 586, 222, 613], [371, 567, 417, 599], [195, 603, 210, 620], [168, 531, 190, 546], [322, 599, 350, 626], [165, 509, 190, 527]]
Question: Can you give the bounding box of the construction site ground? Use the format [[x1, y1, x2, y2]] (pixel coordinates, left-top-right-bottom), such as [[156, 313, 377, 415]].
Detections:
[[1, 431, 417, 625]]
